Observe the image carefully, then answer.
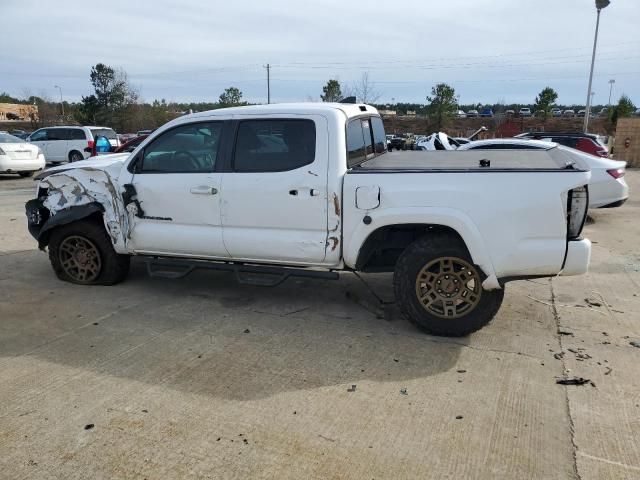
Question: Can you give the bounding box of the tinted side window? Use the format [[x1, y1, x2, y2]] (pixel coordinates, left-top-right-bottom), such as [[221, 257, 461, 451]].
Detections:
[[30, 129, 47, 141], [371, 117, 386, 154], [68, 128, 86, 140], [346, 119, 366, 167], [47, 129, 66, 141], [141, 122, 221, 173], [233, 119, 315, 172]]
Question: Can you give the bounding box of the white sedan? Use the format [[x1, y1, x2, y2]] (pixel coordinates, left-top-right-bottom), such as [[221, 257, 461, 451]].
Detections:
[[457, 138, 629, 208], [0, 132, 46, 177]]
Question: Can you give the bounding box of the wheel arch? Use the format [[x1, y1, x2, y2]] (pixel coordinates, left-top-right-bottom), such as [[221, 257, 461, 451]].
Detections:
[[37, 202, 104, 249], [346, 209, 499, 289]]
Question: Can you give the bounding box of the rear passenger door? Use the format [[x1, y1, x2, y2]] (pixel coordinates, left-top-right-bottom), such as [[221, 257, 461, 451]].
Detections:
[[220, 116, 331, 265]]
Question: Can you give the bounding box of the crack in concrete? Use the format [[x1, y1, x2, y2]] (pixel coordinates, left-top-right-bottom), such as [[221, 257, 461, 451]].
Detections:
[[550, 279, 582, 480]]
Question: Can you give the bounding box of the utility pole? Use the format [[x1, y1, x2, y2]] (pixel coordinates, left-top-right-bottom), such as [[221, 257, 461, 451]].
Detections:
[[264, 63, 271, 104], [584, 0, 611, 132], [54, 85, 64, 117], [608, 79, 615, 106]]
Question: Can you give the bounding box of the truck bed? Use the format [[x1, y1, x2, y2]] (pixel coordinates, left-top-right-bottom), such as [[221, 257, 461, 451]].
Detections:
[[355, 149, 585, 172]]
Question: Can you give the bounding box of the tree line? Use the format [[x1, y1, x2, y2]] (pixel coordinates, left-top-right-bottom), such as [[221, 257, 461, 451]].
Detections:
[[2, 64, 636, 134]]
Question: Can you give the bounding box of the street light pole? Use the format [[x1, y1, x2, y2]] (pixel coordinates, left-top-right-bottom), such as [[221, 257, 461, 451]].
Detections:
[[54, 85, 64, 117], [584, 0, 610, 132], [608, 79, 615, 106]]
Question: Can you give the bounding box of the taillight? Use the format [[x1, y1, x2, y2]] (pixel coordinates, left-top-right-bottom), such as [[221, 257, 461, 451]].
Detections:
[[567, 186, 589, 239], [87, 140, 95, 149], [596, 149, 609, 157], [607, 168, 625, 179]]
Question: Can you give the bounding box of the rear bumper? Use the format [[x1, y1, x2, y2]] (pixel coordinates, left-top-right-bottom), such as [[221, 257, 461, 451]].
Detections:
[[598, 197, 628, 209], [561, 238, 591, 276], [0, 154, 45, 173]]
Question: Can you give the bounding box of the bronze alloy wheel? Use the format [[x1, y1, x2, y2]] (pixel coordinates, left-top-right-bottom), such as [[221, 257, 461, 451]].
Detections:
[[58, 235, 102, 283], [415, 256, 482, 319]]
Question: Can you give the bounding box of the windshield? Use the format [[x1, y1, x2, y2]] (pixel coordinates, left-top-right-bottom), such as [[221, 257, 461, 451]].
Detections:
[[0, 133, 24, 143], [90, 128, 117, 140]]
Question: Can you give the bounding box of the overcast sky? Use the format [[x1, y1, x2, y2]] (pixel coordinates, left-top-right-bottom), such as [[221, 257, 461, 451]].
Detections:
[[2, 0, 639, 106]]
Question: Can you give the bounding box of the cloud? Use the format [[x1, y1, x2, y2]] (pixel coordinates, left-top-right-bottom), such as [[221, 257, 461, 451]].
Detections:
[[1, 0, 638, 105]]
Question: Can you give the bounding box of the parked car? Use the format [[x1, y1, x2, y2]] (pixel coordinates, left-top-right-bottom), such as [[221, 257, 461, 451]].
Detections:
[[516, 131, 609, 158], [415, 132, 458, 150], [479, 108, 493, 117], [577, 110, 586, 118], [457, 110, 467, 118], [519, 108, 532, 117], [27, 126, 120, 164], [466, 109, 479, 117], [25, 103, 591, 337], [388, 134, 407, 151], [563, 110, 576, 118], [505, 110, 515, 117], [0, 132, 46, 177], [459, 138, 627, 208], [114, 134, 149, 153], [551, 108, 562, 117], [634, 108, 640, 117], [598, 107, 609, 117]]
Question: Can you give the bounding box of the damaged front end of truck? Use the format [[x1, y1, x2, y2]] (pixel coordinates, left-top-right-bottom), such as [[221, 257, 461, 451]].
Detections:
[[25, 164, 138, 252]]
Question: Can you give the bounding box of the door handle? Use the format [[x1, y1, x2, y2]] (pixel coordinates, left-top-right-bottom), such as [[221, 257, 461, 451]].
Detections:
[[289, 188, 320, 197], [190, 185, 218, 195]]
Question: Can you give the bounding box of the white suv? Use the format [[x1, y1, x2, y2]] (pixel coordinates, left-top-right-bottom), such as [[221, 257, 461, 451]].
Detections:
[[519, 107, 532, 117], [27, 126, 119, 164]]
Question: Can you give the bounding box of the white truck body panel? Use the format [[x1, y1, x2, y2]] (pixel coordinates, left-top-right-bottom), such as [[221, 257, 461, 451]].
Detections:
[[30, 103, 592, 289]]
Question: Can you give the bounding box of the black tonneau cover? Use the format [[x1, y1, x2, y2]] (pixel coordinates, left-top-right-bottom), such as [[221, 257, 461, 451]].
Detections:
[[354, 149, 585, 172]]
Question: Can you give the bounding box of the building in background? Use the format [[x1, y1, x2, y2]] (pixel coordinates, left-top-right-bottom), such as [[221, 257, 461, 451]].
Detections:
[[0, 103, 39, 122]]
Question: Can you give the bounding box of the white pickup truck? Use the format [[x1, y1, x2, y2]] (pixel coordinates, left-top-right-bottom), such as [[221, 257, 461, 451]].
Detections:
[[26, 103, 592, 336]]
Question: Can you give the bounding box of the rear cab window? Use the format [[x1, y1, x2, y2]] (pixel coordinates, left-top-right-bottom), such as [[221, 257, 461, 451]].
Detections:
[[346, 115, 387, 168]]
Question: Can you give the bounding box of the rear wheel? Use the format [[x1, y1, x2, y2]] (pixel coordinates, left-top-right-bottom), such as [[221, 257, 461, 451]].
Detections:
[[48, 220, 130, 285], [69, 150, 84, 162], [19, 171, 34, 177], [394, 234, 504, 336]]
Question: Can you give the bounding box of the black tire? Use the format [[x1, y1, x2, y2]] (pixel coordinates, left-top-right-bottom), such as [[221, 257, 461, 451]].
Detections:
[[393, 234, 504, 336], [48, 219, 130, 285], [69, 150, 84, 162], [19, 171, 34, 177]]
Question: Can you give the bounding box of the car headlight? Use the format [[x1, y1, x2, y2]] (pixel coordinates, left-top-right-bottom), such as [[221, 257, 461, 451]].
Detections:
[[567, 186, 589, 239]]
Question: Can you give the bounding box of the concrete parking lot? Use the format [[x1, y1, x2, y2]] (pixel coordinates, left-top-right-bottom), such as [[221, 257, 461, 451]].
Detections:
[[1, 172, 639, 480]]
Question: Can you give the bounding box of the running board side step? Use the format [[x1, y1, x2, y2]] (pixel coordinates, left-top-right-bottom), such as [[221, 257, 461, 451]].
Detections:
[[145, 257, 339, 287]]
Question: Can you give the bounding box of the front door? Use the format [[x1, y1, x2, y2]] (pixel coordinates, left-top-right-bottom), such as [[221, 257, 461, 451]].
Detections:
[[126, 121, 229, 259], [221, 116, 330, 265], [28, 128, 50, 161]]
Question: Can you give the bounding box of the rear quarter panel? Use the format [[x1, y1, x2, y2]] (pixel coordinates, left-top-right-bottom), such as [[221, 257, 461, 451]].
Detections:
[[342, 169, 590, 280]]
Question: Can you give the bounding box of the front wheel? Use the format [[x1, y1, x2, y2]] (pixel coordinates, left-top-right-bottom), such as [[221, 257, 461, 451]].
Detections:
[[48, 220, 130, 285], [394, 234, 504, 336]]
